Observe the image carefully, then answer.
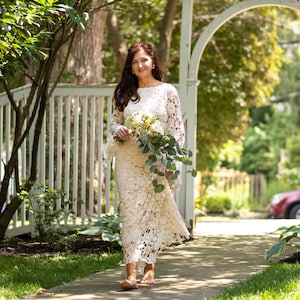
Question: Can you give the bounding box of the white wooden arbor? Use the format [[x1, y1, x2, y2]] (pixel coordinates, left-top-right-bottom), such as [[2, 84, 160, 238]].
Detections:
[[179, 0, 300, 231]]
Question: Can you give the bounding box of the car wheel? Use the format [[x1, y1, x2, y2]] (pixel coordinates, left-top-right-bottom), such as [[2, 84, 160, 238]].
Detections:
[[289, 204, 300, 219]]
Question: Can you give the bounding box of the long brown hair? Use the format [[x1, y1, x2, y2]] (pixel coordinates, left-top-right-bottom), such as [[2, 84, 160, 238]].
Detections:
[[114, 42, 163, 111]]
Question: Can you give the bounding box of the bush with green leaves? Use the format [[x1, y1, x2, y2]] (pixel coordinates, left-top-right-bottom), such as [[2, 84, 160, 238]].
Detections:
[[225, 183, 250, 210], [265, 224, 300, 262], [79, 213, 121, 250], [195, 195, 207, 212], [23, 184, 74, 243], [204, 194, 232, 214]]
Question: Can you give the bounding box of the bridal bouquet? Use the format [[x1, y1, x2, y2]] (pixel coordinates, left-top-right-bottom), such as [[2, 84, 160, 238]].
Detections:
[[123, 112, 196, 193]]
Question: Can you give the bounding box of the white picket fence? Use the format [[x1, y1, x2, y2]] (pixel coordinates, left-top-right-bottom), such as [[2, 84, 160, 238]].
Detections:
[[0, 84, 118, 237]]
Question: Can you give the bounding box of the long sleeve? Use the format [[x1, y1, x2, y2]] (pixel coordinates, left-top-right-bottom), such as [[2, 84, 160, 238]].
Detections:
[[166, 86, 185, 148], [104, 108, 125, 161], [110, 107, 126, 136]]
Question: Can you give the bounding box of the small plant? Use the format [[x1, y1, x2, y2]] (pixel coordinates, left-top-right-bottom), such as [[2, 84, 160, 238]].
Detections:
[[265, 224, 300, 262], [24, 184, 74, 243], [0, 235, 20, 244], [79, 212, 121, 250]]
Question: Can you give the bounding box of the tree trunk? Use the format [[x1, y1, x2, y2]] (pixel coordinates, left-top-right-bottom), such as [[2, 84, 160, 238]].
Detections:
[[54, 10, 107, 84], [106, 10, 127, 72], [157, 0, 179, 79], [0, 197, 23, 239]]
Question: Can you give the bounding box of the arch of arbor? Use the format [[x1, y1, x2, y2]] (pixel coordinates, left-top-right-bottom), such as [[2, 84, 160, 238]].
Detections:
[[179, 0, 300, 230]]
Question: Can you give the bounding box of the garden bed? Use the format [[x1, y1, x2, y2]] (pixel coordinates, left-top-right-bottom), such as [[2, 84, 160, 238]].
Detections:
[[0, 235, 121, 257]]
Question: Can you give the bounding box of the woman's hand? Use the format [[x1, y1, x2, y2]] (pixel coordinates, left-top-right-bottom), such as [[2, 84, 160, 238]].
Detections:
[[116, 127, 132, 141]]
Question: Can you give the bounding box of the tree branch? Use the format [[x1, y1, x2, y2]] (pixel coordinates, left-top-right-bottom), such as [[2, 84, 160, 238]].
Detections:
[[157, 0, 179, 78], [3, 80, 18, 112]]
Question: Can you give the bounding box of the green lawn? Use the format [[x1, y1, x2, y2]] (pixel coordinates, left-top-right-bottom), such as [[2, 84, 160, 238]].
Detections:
[[212, 263, 300, 300], [0, 252, 123, 300]]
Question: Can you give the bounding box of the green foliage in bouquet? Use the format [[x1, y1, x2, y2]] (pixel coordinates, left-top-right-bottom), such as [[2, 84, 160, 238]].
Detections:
[[125, 113, 197, 193]]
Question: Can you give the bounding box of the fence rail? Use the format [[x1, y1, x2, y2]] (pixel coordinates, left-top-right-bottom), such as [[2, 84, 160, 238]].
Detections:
[[1, 84, 117, 237]]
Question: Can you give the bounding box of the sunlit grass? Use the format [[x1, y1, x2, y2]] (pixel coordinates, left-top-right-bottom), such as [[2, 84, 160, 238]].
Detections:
[[0, 252, 123, 300], [211, 263, 300, 300]]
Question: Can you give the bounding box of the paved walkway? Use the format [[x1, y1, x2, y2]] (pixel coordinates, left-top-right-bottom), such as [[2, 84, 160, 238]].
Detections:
[[23, 219, 300, 300]]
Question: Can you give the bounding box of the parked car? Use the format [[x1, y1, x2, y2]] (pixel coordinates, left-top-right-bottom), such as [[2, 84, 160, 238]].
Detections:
[[268, 190, 300, 219]]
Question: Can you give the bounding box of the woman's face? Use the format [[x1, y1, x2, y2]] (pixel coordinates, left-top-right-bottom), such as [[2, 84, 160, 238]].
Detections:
[[131, 48, 154, 80]]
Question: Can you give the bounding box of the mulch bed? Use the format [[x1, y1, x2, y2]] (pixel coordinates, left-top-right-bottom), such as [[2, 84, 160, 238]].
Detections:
[[0, 235, 121, 257], [280, 251, 300, 264]]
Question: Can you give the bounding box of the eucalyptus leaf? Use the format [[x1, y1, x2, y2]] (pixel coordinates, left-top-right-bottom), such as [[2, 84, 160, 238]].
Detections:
[[171, 173, 179, 180], [191, 169, 197, 177], [183, 160, 192, 166], [150, 165, 157, 173], [154, 184, 165, 193]]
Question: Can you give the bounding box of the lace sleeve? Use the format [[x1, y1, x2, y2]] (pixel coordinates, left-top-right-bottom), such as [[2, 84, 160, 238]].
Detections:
[[166, 85, 185, 148], [104, 108, 125, 161], [110, 107, 125, 136]]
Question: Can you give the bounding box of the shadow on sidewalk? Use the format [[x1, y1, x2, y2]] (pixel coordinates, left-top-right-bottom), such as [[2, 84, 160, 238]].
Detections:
[[23, 233, 278, 300]]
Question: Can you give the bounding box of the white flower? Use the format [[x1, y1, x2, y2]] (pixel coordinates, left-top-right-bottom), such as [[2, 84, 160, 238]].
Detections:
[[150, 120, 164, 135], [131, 111, 143, 122]]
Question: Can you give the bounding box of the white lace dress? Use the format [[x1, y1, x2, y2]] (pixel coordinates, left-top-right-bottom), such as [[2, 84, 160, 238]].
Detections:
[[108, 83, 190, 272]]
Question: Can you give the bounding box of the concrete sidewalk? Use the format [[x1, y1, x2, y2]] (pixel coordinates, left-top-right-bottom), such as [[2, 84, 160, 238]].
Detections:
[[23, 219, 300, 300]]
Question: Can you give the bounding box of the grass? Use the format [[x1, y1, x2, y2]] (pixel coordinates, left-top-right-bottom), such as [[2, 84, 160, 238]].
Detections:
[[211, 263, 300, 300], [0, 251, 123, 300]]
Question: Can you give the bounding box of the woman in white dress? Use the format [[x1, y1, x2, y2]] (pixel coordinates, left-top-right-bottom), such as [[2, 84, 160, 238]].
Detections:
[[110, 42, 190, 290]]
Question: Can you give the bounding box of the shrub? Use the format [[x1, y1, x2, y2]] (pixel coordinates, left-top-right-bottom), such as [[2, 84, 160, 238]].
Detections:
[[195, 195, 207, 211], [225, 183, 250, 210], [78, 213, 121, 251], [22, 184, 74, 243], [205, 194, 232, 213]]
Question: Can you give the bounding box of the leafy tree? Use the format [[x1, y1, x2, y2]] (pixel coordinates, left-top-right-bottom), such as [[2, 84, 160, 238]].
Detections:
[[238, 9, 300, 179], [0, 0, 118, 240], [0, 0, 86, 240], [273, 42, 300, 128], [1, 1, 46, 78], [194, 4, 289, 170], [240, 106, 295, 179]]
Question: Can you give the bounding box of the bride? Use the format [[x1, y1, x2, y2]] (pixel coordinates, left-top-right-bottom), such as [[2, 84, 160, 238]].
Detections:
[[108, 42, 190, 290]]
